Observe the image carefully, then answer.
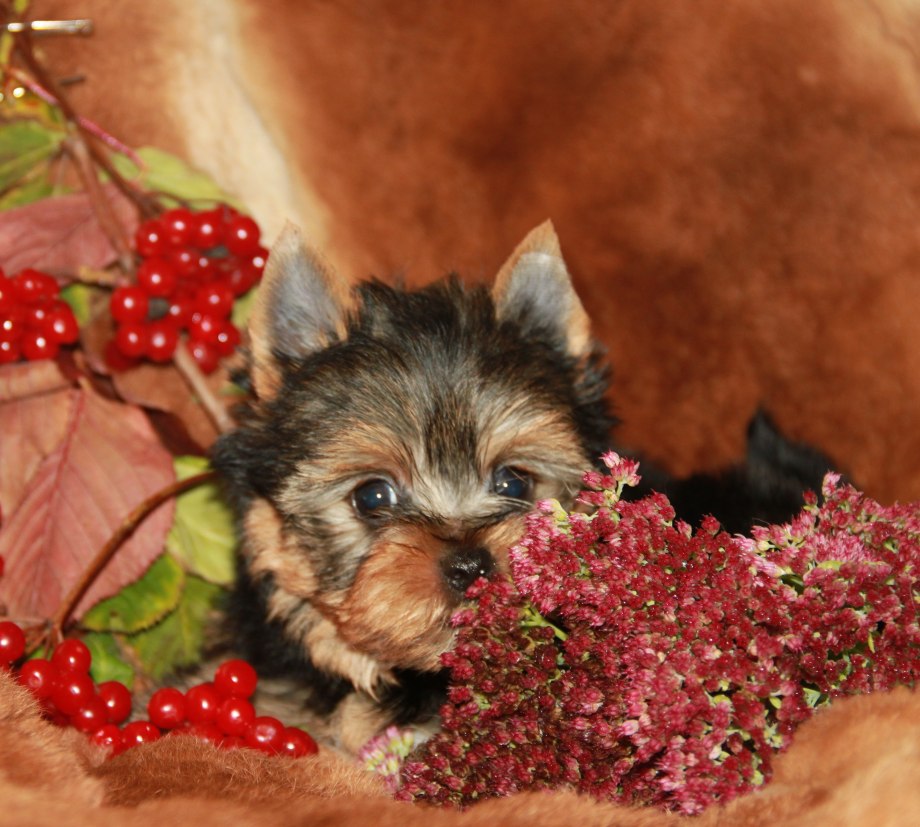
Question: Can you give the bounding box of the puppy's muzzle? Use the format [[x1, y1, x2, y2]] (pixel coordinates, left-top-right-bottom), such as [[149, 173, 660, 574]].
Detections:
[[440, 546, 495, 597]]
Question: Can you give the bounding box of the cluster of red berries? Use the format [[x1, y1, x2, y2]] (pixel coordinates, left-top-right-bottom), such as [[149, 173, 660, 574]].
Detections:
[[0, 268, 80, 364], [0, 620, 317, 759], [109, 205, 266, 373]]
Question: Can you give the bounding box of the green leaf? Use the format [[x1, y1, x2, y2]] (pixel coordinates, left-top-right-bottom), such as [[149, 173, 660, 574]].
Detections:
[[60, 283, 99, 327], [0, 121, 63, 192], [231, 283, 260, 330], [85, 632, 135, 686], [0, 173, 54, 210], [165, 456, 237, 585], [81, 553, 185, 633], [130, 575, 225, 680], [111, 146, 242, 209]]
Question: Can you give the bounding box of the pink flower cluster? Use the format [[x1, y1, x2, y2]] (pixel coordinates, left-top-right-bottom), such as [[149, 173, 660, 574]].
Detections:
[[399, 455, 920, 814]]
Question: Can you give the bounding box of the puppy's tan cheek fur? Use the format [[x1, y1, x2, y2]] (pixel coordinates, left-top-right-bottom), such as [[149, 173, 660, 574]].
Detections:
[[244, 498, 320, 597], [327, 517, 526, 670], [332, 540, 455, 671]]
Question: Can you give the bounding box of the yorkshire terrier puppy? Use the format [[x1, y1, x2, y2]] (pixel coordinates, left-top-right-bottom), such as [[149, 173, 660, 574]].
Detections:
[[212, 222, 614, 751], [212, 222, 833, 753]]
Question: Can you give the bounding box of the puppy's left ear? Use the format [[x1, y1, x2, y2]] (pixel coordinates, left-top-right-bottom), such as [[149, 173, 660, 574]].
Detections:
[[492, 220, 591, 358], [248, 223, 355, 399]]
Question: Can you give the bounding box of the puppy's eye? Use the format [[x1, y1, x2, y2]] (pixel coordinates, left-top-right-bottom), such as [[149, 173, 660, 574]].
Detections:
[[352, 479, 399, 518], [491, 466, 533, 501]]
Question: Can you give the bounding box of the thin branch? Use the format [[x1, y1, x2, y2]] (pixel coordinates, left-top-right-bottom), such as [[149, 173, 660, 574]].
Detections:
[[173, 340, 237, 434], [6, 66, 143, 167], [64, 135, 135, 273], [50, 470, 218, 639], [11, 30, 159, 220]]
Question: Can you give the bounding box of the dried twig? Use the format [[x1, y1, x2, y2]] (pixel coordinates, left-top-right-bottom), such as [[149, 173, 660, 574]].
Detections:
[[64, 135, 136, 273], [49, 470, 218, 643], [173, 341, 237, 434], [10, 29, 159, 220]]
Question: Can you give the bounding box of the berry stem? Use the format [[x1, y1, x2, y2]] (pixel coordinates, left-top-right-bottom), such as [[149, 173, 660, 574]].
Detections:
[[6, 66, 144, 168], [74, 265, 123, 289], [49, 469, 218, 642], [172, 339, 236, 434], [10, 30, 159, 221], [63, 135, 136, 275]]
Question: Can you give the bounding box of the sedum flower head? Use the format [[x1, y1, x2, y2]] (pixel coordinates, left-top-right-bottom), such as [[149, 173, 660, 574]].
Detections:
[[399, 453, 920, 814]]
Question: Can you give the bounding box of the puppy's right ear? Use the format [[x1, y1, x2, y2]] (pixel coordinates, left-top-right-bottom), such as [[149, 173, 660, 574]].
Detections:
[[248, 223, 355, 400]]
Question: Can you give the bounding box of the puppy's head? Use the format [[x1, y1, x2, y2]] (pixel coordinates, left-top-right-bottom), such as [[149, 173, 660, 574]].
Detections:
[[213, 222, 613, 692]]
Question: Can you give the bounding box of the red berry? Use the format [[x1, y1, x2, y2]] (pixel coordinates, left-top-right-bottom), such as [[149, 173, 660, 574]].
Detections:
[[0, 340, 20, 363], [185, 339, 220, 374], [17, 658, 57, 699], [51, 671, 95, 716], [167, 246, 200, 279], [19, 329, 58, 361], [137, 257, 179, 298], [225, 215, 261, 257], [249, 246, 269, 273], [192, 253, 219, 283], [160, 207, 195, 248], [185, 682, 220, 726], [219, 733, 245, 750], [214, 659, 258, 699], [194, 283, 234, 318], [114, 322, 148, 359], [226, 262, 260, 296], [245, 715, 285, 754], [188, 312, 220, 344], [13, 269, 58, 303], [280, 726, 319, 758], [110, 286, 149, 324], [212, 320, 241, 357], [70, 695, 108, 733], [191, 208, 226, 249], [147, 686, 187, 730], [0, 621, 26, 664], [144, 319, 179, 362], [90, 723, 124, 755], [0, 308, 26, 341], [135, 219, 167, 257], [186, 722, 223, 744], [165, 291, 195, 328], [97, 680, 132, 724], [121, 720, 162, 747], [51, 638, 92, 674], [103, 339, 139, 372], [42, 703, 70, 727], [23, 299, 53, 330], [42, 302, 80, 345], [0, 274, 16, 309], [216, 696, 255, 737]]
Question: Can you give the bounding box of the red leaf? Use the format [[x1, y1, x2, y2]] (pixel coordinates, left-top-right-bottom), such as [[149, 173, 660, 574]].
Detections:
[[0, 185, 138, 276], [0, 384, 72, 530], [0, 381, 175, 620], [0, 359, 71, 403]]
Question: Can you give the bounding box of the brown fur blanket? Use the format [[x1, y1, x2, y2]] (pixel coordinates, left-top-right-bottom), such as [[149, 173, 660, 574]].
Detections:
[[35, 0, 920, 504], [3, 671, 920, 826], [11, 2, 920, 822]]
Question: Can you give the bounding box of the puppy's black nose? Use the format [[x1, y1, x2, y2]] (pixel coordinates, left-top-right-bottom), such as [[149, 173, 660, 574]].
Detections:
[[440, 546, 495, 596]]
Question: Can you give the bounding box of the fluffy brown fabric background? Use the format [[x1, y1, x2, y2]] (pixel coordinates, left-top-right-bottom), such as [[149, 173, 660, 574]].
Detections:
[[35, 0, 920, 503], [3, 670, 920, 826], [13, 2, 920, 822]]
